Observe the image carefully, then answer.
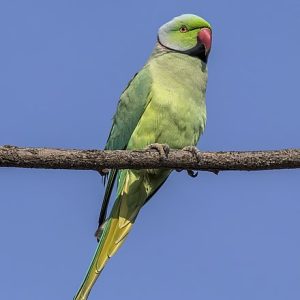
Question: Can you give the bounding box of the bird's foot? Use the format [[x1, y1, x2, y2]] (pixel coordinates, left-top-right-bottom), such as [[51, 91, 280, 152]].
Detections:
[[147, 143, 170, 159], [182, 146, 201, 162], [182, 146, 219, 176], [182, 146, 201, 178]]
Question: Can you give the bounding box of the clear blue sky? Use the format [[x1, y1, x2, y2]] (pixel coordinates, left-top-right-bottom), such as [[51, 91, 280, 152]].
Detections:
[[0, 1, 299, 299]]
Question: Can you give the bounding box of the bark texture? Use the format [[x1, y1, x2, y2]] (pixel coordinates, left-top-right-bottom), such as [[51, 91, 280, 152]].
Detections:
[[0, 145, 299, 172]]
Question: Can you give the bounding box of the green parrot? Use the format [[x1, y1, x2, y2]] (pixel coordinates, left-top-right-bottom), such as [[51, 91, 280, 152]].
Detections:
[[74, 14, 212, 300]]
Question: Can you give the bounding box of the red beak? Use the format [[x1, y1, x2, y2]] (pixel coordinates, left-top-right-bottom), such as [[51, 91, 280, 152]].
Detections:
[[198, 28, 212, 55]]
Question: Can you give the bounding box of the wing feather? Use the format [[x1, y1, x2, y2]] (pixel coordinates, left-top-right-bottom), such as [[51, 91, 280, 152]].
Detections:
[[96, 66, 153, 234]]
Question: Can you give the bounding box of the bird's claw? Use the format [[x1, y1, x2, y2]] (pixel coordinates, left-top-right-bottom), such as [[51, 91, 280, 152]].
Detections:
[[209, 169, 220, 175], [98, 169, 110, 185], [182, 146, 201, 178], [182, 146, 201, 163], [98, 168, 109, 176], [147, 143, 170, 159], [187, 170, 198, 178], [176, 168, 198, 178]]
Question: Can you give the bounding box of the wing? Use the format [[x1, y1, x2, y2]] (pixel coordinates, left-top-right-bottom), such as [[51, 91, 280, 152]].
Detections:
[[96, 66, 153, 234], [105, 67, 152, 150]]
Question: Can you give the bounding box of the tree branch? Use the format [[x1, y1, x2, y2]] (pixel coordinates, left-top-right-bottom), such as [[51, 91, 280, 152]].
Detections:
[[0, 145, 299, 173]]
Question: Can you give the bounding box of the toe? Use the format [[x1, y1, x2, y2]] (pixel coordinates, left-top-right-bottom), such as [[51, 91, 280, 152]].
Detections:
[[183, 146, 201, 163], [187, 170, 198, 178], [147, 143, 170, 158]]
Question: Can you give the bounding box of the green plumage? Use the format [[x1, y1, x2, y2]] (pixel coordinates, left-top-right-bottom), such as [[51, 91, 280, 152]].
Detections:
[[74, 14, 212, 300]]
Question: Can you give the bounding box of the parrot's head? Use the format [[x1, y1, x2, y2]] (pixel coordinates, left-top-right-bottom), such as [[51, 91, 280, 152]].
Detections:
[[158, 14, 212, 63]]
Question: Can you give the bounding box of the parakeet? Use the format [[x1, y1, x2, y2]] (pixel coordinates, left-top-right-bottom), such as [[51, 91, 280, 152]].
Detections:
[[74, 14, 212, 300]]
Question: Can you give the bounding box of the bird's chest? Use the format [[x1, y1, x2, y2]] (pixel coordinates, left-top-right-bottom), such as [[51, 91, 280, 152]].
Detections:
[[150, 82, 206, 148], [127, 54, 207, 150]]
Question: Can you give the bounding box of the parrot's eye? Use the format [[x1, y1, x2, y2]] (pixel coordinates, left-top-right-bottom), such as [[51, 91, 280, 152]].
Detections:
[[179, 25, 188, 33]]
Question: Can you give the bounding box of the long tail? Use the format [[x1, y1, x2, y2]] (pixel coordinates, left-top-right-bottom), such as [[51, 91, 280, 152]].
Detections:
[[74, 170, 170, 300], [74, 169, 167, 300], [73, 198, 135, 300]]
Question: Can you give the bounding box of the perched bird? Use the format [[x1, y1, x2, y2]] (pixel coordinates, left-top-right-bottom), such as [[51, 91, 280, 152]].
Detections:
[[74, 14, 212, 300]]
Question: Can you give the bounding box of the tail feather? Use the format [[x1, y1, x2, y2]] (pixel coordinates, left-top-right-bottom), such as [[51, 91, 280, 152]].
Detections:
[[74, 197, 137, 300], [74, 169, 171, 300]]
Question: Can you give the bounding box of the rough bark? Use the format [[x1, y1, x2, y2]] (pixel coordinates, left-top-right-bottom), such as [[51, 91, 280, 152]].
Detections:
[[0, 145, 299, 173]]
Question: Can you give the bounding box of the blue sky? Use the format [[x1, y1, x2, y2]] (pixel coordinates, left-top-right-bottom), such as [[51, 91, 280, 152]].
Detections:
[[0, 0, 300, 299]]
